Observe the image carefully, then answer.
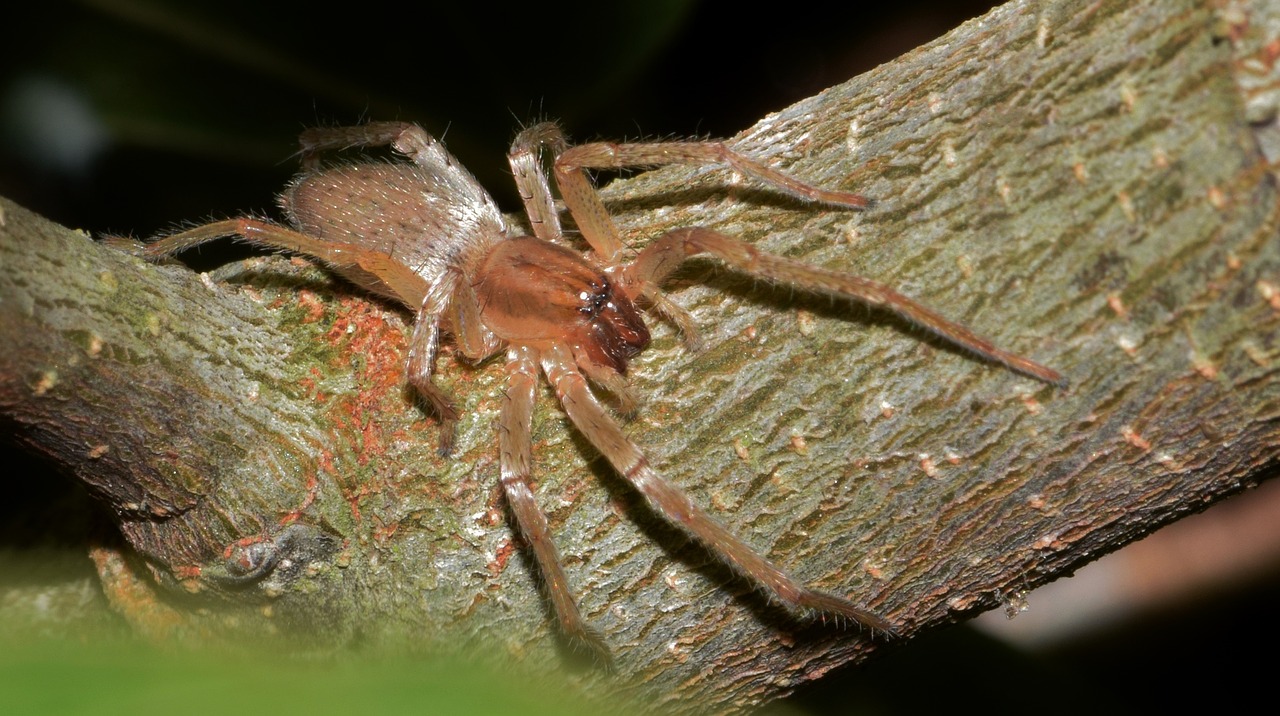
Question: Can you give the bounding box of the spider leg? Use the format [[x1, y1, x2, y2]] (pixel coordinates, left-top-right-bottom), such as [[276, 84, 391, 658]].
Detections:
[[630, 284, 705, 353], [508, 122, 568, 243], [139, 219, 432, 307], [299, 122, 449, 170], [405, 273, 470, 456], [449, 270, 504, 362], [575, 358, 640, 417], [626, 227, 1067, 387], [500, 345, 612, 664], [541, 344, 893, 634], [554, 139, 871, 265]]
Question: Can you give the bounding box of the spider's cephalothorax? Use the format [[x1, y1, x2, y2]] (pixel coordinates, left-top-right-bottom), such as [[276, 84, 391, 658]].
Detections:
[[135, 121, 1064, 662]]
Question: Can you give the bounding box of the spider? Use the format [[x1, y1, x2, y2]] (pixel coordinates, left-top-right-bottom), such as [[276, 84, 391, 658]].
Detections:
[[132, 120, 1064, 661]]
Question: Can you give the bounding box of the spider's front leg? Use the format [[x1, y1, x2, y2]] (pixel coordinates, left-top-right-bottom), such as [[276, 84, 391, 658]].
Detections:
[[540, 344, 894, 634], [498, 345, 612, 664], [552, 135, 872, 264], [626, 227, 1067, 387]]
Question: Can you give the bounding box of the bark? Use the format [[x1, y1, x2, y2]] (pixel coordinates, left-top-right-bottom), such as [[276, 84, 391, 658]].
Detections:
[[2, 0, 1279, 712]]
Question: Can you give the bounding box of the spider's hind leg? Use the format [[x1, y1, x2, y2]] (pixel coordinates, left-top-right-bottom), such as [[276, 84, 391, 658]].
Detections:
[[540, 343, 894, 635]]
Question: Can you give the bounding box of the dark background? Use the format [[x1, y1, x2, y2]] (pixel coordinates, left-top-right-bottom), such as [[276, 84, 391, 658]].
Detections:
[[1, 2, 1275, 714]]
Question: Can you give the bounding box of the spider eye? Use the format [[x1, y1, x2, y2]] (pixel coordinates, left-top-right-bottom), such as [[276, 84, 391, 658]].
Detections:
[[577, 280, 612, 318]]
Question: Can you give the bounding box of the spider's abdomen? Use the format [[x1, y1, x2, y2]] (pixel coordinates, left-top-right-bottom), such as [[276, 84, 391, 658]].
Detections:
[[475, 237, 649, 373], [282, 162, 506, 298]]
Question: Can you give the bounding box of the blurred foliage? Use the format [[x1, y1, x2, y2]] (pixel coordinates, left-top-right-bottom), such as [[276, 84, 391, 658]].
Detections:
[[0, 606, 605, 716]]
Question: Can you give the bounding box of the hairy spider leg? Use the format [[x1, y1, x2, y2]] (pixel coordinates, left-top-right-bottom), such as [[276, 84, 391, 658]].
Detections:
[[298, 121, 457, 174], [499, 345, 612, 664], [404, 273, 465, 455], [549, 128, 873, 264], [140, 218, 430, 306], [508, 123, 569, 244], [626, 227, 1067, 387], [540, 344, 894, 634]]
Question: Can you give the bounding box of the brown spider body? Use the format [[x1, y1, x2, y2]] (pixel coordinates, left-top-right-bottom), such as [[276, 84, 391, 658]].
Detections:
[[134, 120, 1064, 662]]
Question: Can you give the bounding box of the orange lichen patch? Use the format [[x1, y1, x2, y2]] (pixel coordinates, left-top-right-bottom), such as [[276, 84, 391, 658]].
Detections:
[[341, 482, 375, 522], [1106, 292, 1129, 320], [490, 537, 517, 578], [223, 534, 269, 562], [879, 400, 896, 419], [1116, 190, 1136, 222], [1020, 394, 1044, 415], [315, 448, 336, 475], [1207, 185, 1228, 210], [1192, 356, 1219, 380], [174, 564, 203, 580], [996, 178, 1013, 205], [295, 289, 327, 323], [1265, 36, 1280, 63], [280, 471, 320, 525], [316, 298, 416, 476], [325, 298, 407, 374], [918, 454, 938, 477], [298, 367, 328, 403], [371, 518, 399, 546], [1258, 280, 1280, 311], [1121, 425, 1153, 451], [1152, 145, 1170, 169]]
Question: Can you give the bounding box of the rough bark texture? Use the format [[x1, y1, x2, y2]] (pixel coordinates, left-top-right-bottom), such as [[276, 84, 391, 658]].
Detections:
[[2, 0, 1279, 712]]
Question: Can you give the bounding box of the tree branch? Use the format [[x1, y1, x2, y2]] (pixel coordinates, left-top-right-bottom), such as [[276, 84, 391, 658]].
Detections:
[[2, 0, 1278, 712]]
